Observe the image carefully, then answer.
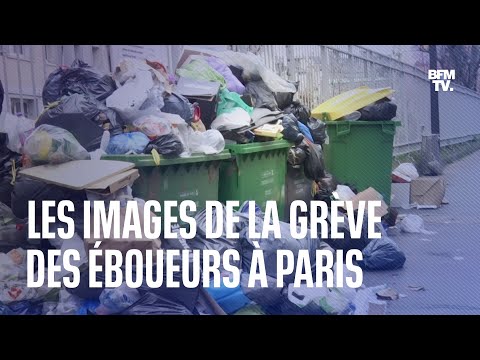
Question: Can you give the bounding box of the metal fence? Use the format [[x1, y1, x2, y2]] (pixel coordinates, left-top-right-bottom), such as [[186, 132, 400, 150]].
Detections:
[[230, 45, 480, 155]]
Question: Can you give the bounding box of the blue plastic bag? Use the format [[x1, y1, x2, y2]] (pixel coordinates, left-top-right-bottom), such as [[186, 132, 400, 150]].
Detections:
[[106, 132, 150, 154], [297, 121, 313, 142]]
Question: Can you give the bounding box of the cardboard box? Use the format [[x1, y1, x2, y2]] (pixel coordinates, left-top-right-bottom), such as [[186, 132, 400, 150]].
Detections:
[[391, 183, 411, 209], [345, 187, 389, 218], [410, 176, 446, 207]]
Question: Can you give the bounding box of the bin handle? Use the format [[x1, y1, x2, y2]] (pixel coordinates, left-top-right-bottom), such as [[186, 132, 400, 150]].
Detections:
[[382, 123, 397, 136], [336, 122, 351, 137]]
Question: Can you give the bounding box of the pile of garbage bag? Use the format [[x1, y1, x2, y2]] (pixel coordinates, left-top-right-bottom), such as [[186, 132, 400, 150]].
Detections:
[[0, 48, 409, 316]]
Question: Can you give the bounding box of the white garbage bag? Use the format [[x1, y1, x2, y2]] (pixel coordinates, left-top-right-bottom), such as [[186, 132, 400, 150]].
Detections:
[[399, 214, 435, 234]]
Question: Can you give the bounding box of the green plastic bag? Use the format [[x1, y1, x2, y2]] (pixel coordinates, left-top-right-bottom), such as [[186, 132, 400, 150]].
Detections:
[[217, 89, 253, 116], [176, 59, 227, 89]]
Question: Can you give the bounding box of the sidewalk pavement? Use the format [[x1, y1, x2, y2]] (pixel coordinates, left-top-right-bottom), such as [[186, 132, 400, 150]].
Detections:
[[363, 149, 480, 314]]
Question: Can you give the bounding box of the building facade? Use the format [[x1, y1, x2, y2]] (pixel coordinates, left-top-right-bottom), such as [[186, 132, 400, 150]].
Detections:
[[0, 45, 204, 119]]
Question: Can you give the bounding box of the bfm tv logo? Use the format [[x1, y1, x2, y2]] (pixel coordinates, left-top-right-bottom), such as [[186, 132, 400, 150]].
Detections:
[[428, 70, 455, 92]]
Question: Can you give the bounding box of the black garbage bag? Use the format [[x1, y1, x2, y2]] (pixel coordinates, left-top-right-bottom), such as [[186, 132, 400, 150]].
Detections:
[[284, 101, 310, 125], [359, 98, 397, 121], [11, 176, 86, 235], [143, 133, 184, 157], [304, 141, 325, 181], [358, 237, 406, 271], [239, 213, 321, 284], [37, 94, 121, 151], [42, 59, 116, 105], [307, 118, 327, 145], [244, 81, 278, 110], [120, 293, 193, 315], [161, 92, 195, 123], [282, 114, 304, 144], [287, 146, 307, 167]]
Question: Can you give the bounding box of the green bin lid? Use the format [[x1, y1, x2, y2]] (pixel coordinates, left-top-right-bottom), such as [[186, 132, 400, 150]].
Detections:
[[101, 150, 231, 167], [225, 139, 291, 155]]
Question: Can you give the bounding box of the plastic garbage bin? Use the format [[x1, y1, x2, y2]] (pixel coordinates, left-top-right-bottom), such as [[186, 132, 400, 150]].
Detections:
[[102, 151, 231, 217], [219, 140, 290, 219], [323, 120, 400, 204]]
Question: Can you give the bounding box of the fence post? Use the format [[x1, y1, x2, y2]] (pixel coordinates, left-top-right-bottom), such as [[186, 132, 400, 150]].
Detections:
[[320, 46, 330, 102], [286, 45, 295, 82]]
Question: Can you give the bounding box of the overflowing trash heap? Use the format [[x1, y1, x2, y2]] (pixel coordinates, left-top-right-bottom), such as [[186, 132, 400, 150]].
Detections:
[[0, 47, 415, 315]]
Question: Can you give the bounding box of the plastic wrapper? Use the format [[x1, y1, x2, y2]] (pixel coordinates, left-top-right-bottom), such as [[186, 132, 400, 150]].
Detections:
[[0, 248, 27, 282], [120, 292, 193, 315], [218, 51, 297, 93], [106, 132, 150, 155], [54, 289, 84, 315], [217, 89, 253, 117], [24, 124, 90, 165], [287, 265, 357, 314], [205, 57, 245, 94], [0, 280, 48, 304], [112, 59, 171, 91], [211, 108, 251, 132], [399, 214, 435, 234], [143, 133, 184, 157], [0, 113, 35, 154], [138, 85, 165, 113], [96, 283, 141, 315], [244, 81, 279, 110], [106, 70, 154, 122], [176, 59, 227, 88], [359, 237, 406, 271], [42, 59, 117, 105], [133, 115, 171, 139], [393, 163, 419, 181], [187, 128, 225, 155]]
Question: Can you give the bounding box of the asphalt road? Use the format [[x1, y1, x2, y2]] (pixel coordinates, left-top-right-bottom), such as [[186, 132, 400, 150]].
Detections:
[[363, 149, 480, 314]]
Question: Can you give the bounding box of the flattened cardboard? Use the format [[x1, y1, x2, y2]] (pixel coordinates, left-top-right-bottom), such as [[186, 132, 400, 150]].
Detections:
[[20, 160, 134, 190], [410, 176, 446, 207], [348, 187, 389, 218], [86, 169, 139, 195]]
